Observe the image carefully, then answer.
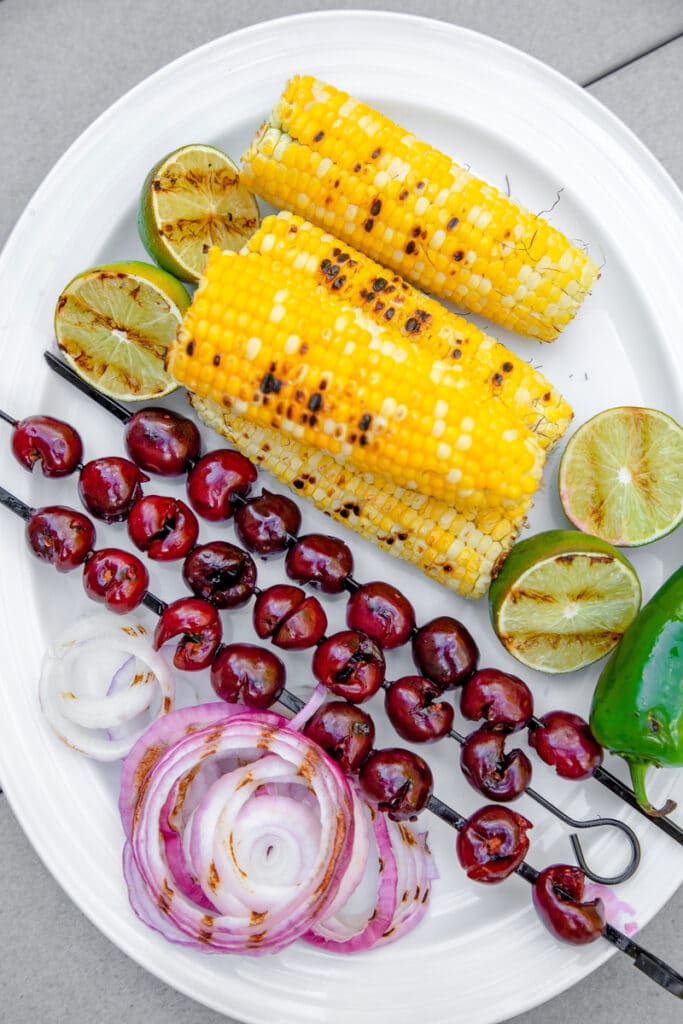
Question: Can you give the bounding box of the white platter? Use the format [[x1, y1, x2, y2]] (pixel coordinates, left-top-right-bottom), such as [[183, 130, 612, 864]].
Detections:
[[0, 11, 682, 1024]]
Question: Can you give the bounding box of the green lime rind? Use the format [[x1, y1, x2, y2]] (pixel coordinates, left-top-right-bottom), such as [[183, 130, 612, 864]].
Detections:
[[558, 405, 683, 547], [54, 260, 190, 402], [138, 143, 260, 284], [489, 529, 642, 673]]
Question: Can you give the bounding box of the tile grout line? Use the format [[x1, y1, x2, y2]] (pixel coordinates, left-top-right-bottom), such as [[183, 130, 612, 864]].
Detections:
[[581, 28, 683, 87]]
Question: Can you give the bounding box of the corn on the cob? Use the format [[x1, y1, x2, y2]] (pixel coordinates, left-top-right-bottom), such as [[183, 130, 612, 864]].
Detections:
[[189, 393, 526, 598], [245, 212, 573, 449], [241, 76, 599, 342], [168, 249, 544, 511]]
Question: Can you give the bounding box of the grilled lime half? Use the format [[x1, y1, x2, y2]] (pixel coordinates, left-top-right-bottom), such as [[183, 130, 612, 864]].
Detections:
[[54, 261, 190, 401], [559, 406, 683, 547], [489, 530, 641, 673], [138, 143, 260, 283]]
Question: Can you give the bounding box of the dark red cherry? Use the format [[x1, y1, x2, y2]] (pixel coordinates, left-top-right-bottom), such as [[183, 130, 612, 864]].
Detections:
[[460, 727, 532, 801], [183, 541, 257, 608], [127, 495, 199, 560], [252, 584, 327, 650], [385, 675, 454, 743], [285, 533, 353, 593], [460, 669, 533, 732], [153, 597, 222, 671], [412, 616, 479, 690], [528, 711, 603, 780], [456, 805, 532, 883], [82, 548, 149, 613], [78, 457, 148, 522], [26, 506, 95, 572], [124, 407, 201, 476], [186, 449, 257, 521], [303, 702, 375, 773], [210, 643, 285, 709], [532, 864, 606, 944], [346, 581, 415, 649], [312, 631, 385, 703], [234, 489, 301, 556], [359, 747, 433, 821], [12, 415, 83, 477]]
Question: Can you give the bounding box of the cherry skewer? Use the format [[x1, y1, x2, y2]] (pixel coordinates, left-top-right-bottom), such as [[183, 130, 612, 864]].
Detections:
[[39, 348, 683, 853], [2, 392, 640, 884], [1, 478, 682, 997]]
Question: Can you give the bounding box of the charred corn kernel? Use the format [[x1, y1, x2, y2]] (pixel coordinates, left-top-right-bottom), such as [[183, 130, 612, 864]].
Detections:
[[241, 76, 599, 341], [169, 248, 544, 511], [189, 394, 527, 598], [245, 212, 572, 449]]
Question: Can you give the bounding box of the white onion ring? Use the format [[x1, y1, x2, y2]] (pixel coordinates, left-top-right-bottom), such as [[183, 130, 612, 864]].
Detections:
[[39, 615, 175, 761], [120, 704, 359, 955]]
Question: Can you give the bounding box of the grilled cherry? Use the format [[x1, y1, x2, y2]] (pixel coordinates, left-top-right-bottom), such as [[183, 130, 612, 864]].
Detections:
[[460, 727, 532, 801], [304, 702, 375, 773], [528, 711, 603, 780], [312, 630, 385, 703], [210, 643, 286, 709], [234, 489, 301, 556], [153, 597, 222, 671], [346, 581, 415, 649], [253, 584, 327, 650], [78, 457, 148, 522], [11, 415, 83, 477], [460, 668, 533, 732], [127, 495, 199, 561], [412, 616, 479, 690], [183, 541, 257, 608], [456, 806, 533, 883], [82, 548, 149, 613], [285, 533, 353, 593], [186, 449, 257, 521], [27, 506, 95, 572], [385, 675, 454, 743], [533, 864, 606, 944], [124, 407, 201, 476], [359, 747, 433, 821]]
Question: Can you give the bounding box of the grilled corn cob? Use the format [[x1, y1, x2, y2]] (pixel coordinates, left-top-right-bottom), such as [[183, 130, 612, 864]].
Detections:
[[168, 249, 544, 511], [245, 212, 572, 449], [241, 76, 599, 341], [189, 393, 525, 598]]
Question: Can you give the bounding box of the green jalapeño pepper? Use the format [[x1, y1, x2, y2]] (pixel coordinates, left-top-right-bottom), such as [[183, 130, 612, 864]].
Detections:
[[590, 563, 683, 816]]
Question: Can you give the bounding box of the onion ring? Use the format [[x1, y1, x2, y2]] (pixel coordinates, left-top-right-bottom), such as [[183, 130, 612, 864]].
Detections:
[[121, 704, 358, 954], [39, 614, 175, 761]]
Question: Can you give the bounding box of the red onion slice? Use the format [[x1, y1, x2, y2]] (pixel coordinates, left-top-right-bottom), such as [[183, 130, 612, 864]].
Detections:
[[304, 784, 436, 952], [122, 708, 359, 954], [39, 615, 175, 761]]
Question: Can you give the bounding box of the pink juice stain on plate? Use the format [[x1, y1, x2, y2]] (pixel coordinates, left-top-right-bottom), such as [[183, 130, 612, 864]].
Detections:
[[586, 883, 638, 936]]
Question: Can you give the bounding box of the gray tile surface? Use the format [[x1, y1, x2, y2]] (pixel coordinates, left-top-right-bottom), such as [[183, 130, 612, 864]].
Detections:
[[0, 2, 682, 1022]]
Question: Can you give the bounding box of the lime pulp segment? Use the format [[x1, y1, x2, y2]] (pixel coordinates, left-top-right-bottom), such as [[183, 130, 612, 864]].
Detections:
[[141, 144, 260, 282], [55, 262, 188, 401], [559, 406, 683, 546]]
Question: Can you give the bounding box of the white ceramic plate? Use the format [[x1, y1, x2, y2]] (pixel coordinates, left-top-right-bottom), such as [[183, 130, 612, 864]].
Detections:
[[0, 11, 682, 1024]]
